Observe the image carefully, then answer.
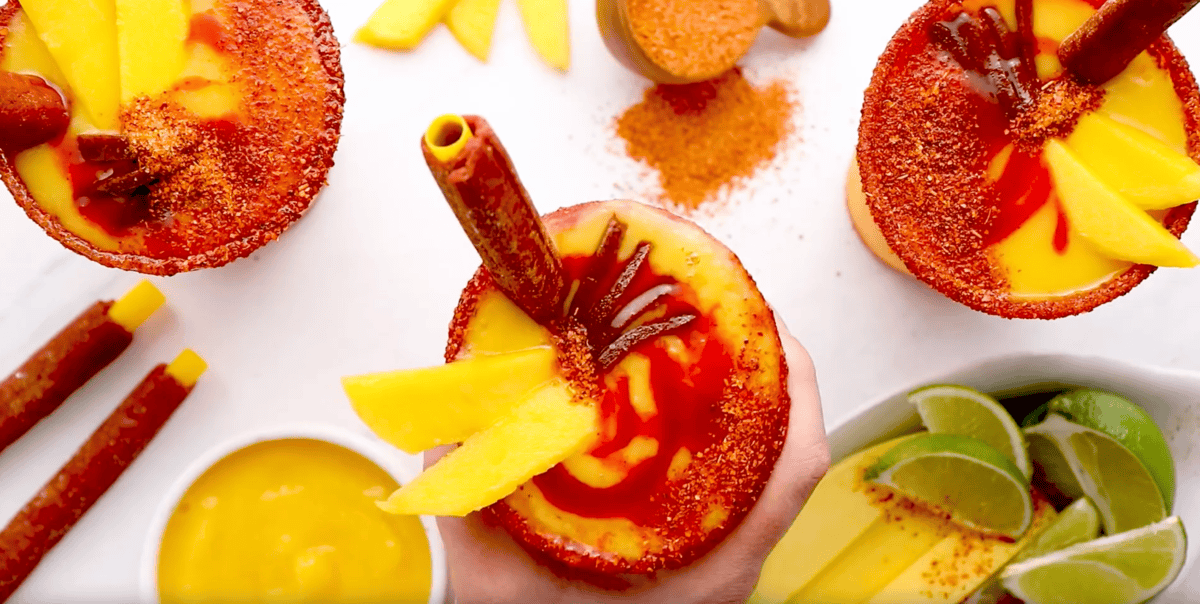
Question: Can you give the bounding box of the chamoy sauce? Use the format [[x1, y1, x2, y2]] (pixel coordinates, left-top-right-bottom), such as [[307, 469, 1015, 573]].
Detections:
[[157, 439, 431, 603], [532, 253, 733, 526]]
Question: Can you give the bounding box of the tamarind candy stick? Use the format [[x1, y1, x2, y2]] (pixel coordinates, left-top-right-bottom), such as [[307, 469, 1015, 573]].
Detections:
[[0, 350, 206, 603], [0, 281, 166, 454], [0, 72, 69, 152], [421, 114, 566, 324], [1059, 0, 1200, 85]]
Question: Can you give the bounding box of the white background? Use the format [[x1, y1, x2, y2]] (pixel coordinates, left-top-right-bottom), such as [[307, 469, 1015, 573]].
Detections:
[[1, 0, 1199, 600]]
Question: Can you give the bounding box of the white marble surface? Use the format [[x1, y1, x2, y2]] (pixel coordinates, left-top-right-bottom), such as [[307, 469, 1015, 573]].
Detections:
[[1, 0, 1199, 601]]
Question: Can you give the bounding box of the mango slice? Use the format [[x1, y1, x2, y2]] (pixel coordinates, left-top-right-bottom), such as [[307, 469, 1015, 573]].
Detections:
[[343, 347, 558, 454], [116, 0, 189, 101], [1066, 113, 1200, 211], [1102, 53, 1190, 154], [378, 380, 599, 516], [1, 11, 68, 91], [445, 0, 501, 62], [752, 436, 1056, 604], [516, 0, 570, 71], [21, 0, 122, 129], [1044, 140, 1199, 268], [356, 0, 458, 50]]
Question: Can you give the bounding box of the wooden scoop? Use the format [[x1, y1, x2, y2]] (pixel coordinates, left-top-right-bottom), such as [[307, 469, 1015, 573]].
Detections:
[[597, 0, 830, 84]]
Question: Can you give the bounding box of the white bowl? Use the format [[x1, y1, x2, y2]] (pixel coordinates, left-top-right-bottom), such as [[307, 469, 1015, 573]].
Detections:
[[828, 353, 1200, 604], [139, 423, 448, 604]]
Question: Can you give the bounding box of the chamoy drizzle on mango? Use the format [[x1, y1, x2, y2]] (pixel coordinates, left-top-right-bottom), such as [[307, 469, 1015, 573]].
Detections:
[[941, 0, 1200, 297], [157, 439, 432, 603]]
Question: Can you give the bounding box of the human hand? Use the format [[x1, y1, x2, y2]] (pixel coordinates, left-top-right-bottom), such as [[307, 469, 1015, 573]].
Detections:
[[428, 311, 831, 604]]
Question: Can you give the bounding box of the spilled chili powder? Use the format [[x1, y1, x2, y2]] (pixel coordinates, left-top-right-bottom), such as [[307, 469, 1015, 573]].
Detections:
[[615, 68, 795, 210]]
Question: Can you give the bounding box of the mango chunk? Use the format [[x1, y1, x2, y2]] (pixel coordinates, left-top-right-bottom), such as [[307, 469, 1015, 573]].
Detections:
[[445, 0, 501, 62], [116, 0, 189, 101], [1, 11, 68, 91], [865, 499, 1056, 604], [516, 0, 570, 71], [21, 0, 122, 130], [344, 347, 559, 454], [356, 0, 458, 50], [1102, 53, 1190, 154], [107, 280, 166, 332], [378, 380, 599, 516], [1066, 113, 1200, 210], [15, 145, 120, 250], [1045, 139, 1199, 268]]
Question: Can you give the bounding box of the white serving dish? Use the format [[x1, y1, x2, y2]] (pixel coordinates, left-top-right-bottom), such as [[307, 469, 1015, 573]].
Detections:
[[138, 423, 447, 604], [827, 353, 1200, 604]]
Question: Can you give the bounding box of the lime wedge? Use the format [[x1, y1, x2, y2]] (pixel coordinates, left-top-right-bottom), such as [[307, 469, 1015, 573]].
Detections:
[[1026, 429, 1087, 502], [1047, 389, 1174, 505], [1000, 516, 1187, 604], [1015, 497, 1102, 563], [910, 385, 1031, 479], [964, 498, 1102, 603], [1025, 413, 1167, 535], [865, 433, 1033, 539]]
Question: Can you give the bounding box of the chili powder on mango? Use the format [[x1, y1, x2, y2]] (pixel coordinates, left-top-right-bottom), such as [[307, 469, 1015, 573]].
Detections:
[[615, 68, 795, 210]]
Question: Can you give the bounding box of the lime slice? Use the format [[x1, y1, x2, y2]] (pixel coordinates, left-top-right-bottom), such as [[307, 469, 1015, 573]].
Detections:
[[964, 498, 1103, 603], [1026, 430, 1087, 502], [909, 384, 1031, 479], [865, 433, 1033, 539], [1015, 497, 1102, 563], [1000, 516, 1187, 604], [1046, 389, 1174, 505], [1026, 414, 1167, 535]]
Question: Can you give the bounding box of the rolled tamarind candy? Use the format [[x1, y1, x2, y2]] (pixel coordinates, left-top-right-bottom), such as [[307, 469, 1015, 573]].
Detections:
[[0, 281, 166, 453], [0, 71, 69, 152]]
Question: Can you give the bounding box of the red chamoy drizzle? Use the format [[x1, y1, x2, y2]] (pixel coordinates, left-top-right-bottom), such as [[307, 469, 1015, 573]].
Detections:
[[56, 137, 153, 236], [983, 149, 1053, 247], [1053, 200, 1071, 253], [533, 333, 731, 523], [931, 0, 1073, 253], [530, 217, 730, 522], [187, 12, 230, 51]]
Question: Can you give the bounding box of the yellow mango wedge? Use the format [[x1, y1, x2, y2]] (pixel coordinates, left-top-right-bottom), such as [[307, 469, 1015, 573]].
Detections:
[[446, 0, 501, 62], [343, 347, 559, 454], [116, 0, 189, 101], [378, 380, 599, 516], [357, 0, 458, 50], [752, 436, 1056, 604], [516, 0, 570, 71], [1066, 113, 1200, 210], [1, 12, 68, 90], [1045, 140, 1199, 268], [21, 0, 121, 130]]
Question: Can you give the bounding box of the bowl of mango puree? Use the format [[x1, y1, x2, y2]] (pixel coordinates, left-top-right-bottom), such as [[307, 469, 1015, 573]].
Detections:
[[140, 424, 447, 604]]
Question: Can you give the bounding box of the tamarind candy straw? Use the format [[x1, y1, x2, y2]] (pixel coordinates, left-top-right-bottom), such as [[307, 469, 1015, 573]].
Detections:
[[0, 281, 166, 454], [0, 350, 206, 603], [421, 114, 566, 323], [0, 72, 69, 152], [1059, 0, 1200, 85]]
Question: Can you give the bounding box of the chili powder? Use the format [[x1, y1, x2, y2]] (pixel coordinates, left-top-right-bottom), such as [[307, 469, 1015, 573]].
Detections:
[[615, 68, 795, 210], [626, 0, 761, 80]]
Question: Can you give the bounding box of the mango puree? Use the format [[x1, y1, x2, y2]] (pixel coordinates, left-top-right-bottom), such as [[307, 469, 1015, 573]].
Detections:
[[157, 439, 431, 603], [986, 0, 1192, 298]]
